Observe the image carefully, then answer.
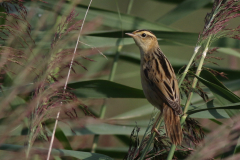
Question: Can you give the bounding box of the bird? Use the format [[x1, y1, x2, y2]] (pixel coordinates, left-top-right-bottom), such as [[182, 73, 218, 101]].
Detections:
[[125, 29, 183, 145]]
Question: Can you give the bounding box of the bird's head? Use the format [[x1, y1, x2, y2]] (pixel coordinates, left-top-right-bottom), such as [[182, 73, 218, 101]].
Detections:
[[125, 30, 158, 53]]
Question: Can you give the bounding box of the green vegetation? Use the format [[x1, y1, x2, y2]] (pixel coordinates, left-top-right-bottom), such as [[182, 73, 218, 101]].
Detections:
[[0, 0, 240, 159]]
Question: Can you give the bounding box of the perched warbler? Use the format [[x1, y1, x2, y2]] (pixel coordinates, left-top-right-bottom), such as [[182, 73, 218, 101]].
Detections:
[[126, 29, 183, 145]]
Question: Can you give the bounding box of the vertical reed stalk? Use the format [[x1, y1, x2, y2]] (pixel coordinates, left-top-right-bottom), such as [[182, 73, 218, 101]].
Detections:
[[46, 1, 93, 159], [178, 45, 200, 87], [26, 126, 36, 159], [127, 0, 134, 14], [166, 37, 211, 160], [139, 116, 163, 160]]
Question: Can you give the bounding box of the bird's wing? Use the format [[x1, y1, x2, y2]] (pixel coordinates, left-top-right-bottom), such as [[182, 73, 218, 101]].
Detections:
[[143, 49, 182, 115]]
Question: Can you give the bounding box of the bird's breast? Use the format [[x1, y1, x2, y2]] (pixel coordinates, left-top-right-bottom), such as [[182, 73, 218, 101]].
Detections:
[[140, 61, 163, 110]]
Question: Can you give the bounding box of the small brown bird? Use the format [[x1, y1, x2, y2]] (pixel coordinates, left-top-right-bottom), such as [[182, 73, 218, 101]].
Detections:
[[126, 29, 183, 145]]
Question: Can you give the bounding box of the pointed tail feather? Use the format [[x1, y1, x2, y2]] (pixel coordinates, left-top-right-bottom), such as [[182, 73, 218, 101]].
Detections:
[[163, 103, 182, 145]]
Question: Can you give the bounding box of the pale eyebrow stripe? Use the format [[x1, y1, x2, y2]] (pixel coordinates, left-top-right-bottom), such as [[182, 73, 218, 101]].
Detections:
[[134, 30, 156, 38], [135, 29, 153, 34]]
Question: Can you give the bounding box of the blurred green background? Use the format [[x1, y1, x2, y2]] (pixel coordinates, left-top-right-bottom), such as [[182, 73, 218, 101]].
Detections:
[[1, 0, 240, 159]]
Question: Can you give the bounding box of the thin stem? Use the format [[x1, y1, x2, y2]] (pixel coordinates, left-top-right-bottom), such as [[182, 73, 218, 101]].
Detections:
[[178, 45, 200, 87], [167, 144, 176, 160], [130, 111, 160, 160], [109, 45, 122, 81], [46, 111, 60, 159], [139, 116, 163, 160], [183, 37, 210, 114], [127, 0, 134, 14], [46, 1, 93, 159], [167, 37, 211, 160], [26, 126, 36, 159]]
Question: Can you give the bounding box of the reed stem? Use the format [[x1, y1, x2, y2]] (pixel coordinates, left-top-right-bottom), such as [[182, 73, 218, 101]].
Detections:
[[166, 37, 211, 160], [178, 45, 200, 87], [139, 116, 163, 160], [127, 0, 134, 14], [46, 1, 93, 159]]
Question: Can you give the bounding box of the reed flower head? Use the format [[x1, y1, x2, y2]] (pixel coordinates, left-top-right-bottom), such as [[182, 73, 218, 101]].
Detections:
[[198, 0, 240, 44]]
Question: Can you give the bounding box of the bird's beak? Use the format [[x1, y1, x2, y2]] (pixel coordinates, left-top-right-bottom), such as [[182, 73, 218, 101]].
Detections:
[[125, 33, 135, 37]]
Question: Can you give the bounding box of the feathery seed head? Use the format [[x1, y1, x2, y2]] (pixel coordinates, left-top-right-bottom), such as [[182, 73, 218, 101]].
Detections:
[[126, 29, 158, 53]]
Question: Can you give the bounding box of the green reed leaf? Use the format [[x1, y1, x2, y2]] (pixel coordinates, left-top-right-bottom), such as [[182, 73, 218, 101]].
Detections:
[[0, 144, 113, 160], [156, 0, 211, 25], [68, 80, 145, 98]]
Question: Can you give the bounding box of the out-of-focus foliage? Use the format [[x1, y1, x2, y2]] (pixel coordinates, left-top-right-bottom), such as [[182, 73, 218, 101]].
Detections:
[[0, 0, 240, 160]]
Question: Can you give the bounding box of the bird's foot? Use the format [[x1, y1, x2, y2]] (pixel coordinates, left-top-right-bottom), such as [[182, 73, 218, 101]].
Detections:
[[151, 127, 161, 136]]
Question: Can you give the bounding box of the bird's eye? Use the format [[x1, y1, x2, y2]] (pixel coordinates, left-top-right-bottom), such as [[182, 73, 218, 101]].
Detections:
[[141, 33, 146, 37]]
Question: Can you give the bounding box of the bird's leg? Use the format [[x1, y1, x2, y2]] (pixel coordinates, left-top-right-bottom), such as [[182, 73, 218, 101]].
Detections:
[[151, 112, 162, 136], [153, 128, 161, 135]]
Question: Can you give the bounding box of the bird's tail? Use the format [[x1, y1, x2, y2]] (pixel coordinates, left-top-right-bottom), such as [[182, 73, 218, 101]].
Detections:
[[163, 103, 182, 145]]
